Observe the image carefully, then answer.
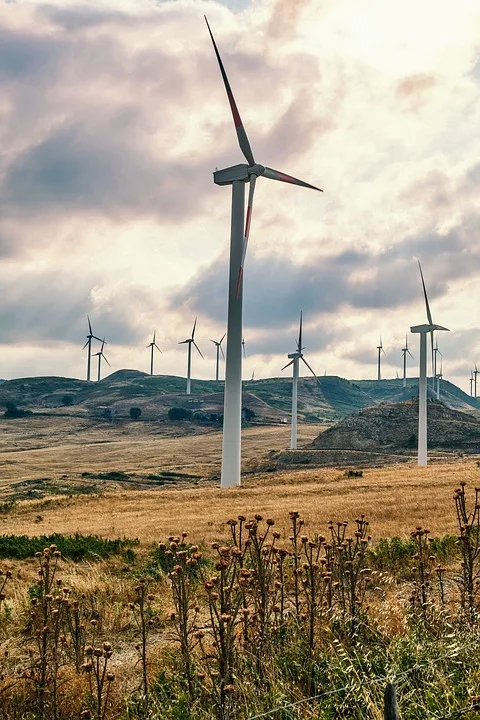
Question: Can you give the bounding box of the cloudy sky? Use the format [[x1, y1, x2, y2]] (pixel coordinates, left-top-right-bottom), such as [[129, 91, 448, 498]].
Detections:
[[1, 0, 479, 391]]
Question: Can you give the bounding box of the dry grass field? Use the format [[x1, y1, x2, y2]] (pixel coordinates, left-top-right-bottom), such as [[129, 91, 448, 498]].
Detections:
[[0, 415, 478, 544]]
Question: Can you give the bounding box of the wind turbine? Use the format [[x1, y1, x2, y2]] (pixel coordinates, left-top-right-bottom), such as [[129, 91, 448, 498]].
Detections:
[[474, 364, 479, 398], [179, 318, 203, 395], [147, 331, 161, 376], [376, 338, 385, 381], [470, 371, 474, 397], [401, 335, 414, 389], [436, 357, 443, 400], [410, 261, 449, 466], [82, 316, 102, 382], [210, 333, 226, 382], [433, 340, 442, 398], [205, 18, 322, 488], [93, 338, 110, 382], [282, 312, 318, 450]]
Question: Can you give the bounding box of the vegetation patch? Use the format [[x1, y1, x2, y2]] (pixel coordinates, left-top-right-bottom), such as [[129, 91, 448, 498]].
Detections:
[[0, 533, 138, 560]]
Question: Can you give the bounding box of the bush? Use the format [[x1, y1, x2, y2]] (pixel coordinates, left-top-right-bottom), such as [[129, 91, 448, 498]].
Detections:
[[129, 407, 142, 420], [242, 407, 255, 421], [0, 533, 138, 561], [61, 395, 74, 406], [4, 401, 31, 419], [168, 407, 193, 421]]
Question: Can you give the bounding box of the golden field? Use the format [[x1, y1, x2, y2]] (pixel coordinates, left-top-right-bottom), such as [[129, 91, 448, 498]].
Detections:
[[0, 415, 478, 544]]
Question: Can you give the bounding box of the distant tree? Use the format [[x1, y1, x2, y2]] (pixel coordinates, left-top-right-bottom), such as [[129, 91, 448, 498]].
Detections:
[[129, 407, 142, 421], [242, 407, 256, 422], [4, 401, 31, 418], [168, 407, 193, 421], [62, 395, 74, 406]]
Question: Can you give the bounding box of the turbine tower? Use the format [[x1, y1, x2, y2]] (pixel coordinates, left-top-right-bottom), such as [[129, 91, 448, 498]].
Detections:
[[474, 364, 479, 398], [436, 357, 443, 400], [93, 338, 110, 382], [410, 261, 449, 466], [147, 331, 161, 376], [376, 338, 385, 381], [210, 333, 226, 382], [401, 335, 414, 389], [470, 371, 474, 397], [179, 318, 203, 395], [281, 312, 318, 450], [205, 18, 322, 488], [82, 316, 102, 382], [433, 340, 442, 398]]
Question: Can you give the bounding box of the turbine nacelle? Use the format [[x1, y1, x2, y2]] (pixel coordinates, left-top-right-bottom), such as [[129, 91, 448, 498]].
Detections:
[[410, 323, 449, 333]]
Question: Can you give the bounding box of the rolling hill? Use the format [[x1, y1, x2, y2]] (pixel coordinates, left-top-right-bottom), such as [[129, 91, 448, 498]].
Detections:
[[0, 371, 477, 423]]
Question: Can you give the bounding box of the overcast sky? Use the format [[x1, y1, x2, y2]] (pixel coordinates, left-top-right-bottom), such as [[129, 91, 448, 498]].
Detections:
[[0, 0, 479, 391]]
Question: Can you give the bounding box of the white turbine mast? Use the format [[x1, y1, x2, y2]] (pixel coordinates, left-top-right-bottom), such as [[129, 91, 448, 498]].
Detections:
[[205, 18, 323, 487], [82, 316, 103, 382], [147, 330, 161, 376], [401, 334, 414, 389], [433, 340, 442, 399], [92, 337, 110, 382], [410, 261, 449, 466], [179, 318, 203, 395], [376, 337, 385, 381], [281, 312, 318, 450], [210, 333, 226, 382], [474, 364, 479, 399], [436, 356, 443, 400]]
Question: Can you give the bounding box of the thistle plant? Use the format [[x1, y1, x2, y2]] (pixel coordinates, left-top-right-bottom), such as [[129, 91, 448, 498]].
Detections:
[[453, 483, 480, 620], [82, 641, 115, 720], [128, 576, 158, 708], [409, 526, 435, 620], [164, 534, 202, 701]]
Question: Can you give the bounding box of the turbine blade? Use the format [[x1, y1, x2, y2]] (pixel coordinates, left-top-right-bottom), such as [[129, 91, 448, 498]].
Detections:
[[220, 332, 226, 344], [179, 340, 189, 345], [407, 349, 414, 359], [82, 341, 89, 350], [87, 315, 92, 334], [103, 355, 110, 366], [236, 174, 256, 298], [93, 335, 103, 342], [193, 341, 204, 359], [262, 166, 322, 192], [153, 330, 156, 344], [154, 343, 162, 353], [210, 339, 216, 345], [301, 356, 318, 379], [205, 16, 255, 166], [418, 260, 433, 325], [192, 317, 197, 339], [220, 345, 225, 359], [281, 359, 295, 371], [298, 311, 303, 352]]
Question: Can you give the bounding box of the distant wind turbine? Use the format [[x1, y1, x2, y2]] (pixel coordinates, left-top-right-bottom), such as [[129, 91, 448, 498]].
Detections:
[[474, 364, 479, 398], [433, 340, 442, 398], [401, 335, 414, 388], [210, 333, 226, 382], [147, 331, 161, 376], [179, 318, 203, 395], [82, 316, 103, 382], [376, 337, 385, 381], [251, 369, 255, 381], [410, 261, 449, 466], [282, 312, 318, 450], [470, 371, 474, 397], [93, 338, 110, 382], [436, 357, 443, 400], [205, 17, 322, 488]]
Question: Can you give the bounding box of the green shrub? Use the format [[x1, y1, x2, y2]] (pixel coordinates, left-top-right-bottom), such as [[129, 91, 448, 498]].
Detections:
[[130, 407, 142, 420], [61, 395, 74, 406], [168, 407, 193, 421], [0, 533, 138, 561]]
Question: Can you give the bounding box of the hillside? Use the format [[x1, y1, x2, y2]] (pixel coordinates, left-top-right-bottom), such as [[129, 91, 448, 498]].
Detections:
[[310, 399, 480, 453], [0, 371, 477, 423]]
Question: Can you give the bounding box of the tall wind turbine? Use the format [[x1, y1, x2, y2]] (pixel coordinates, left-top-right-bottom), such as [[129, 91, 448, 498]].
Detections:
[[93, 338, 110, 382], [410, 261, 449, 466], [282, 312, 318, 450], [210, 333, 226, 382], [470, 371, 474, 397], [401, 335, 414, 389], [179, 318, 203, 395], [82, 316, 102, 382], [474, 364, 479, 398], [376, 338, 385, 381], [205, 18, 322, 488], [147, 331, 161, 376]]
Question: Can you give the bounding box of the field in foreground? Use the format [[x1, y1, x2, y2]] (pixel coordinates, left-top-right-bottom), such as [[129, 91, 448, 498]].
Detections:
[[1, 417, 480, 718]]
